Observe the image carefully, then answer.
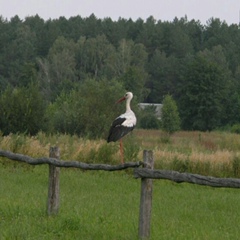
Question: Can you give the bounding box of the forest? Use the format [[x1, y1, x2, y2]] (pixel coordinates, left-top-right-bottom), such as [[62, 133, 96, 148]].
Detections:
[[1, 14, 240, 137]]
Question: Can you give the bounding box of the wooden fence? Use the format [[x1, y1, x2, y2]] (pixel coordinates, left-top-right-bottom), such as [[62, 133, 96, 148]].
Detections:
[[1, 148, 240, 239]]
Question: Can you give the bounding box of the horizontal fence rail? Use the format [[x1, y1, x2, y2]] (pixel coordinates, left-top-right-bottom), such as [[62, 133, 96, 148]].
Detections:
[[0, 150, 143, 171], [134, 168, 240, 188]]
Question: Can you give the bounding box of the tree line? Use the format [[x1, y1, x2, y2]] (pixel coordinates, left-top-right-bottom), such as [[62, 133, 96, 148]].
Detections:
[[0, 14, 240, 137]]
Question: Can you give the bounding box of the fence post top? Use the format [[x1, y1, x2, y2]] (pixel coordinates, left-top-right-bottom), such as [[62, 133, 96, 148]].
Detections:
[[143, 150, 154, 170], [49, 146, 60, 159]]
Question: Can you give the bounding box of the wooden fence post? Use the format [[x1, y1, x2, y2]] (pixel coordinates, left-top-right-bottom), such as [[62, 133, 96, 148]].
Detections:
[[138, 150, 154, 239], [47, 146, 60, 215]]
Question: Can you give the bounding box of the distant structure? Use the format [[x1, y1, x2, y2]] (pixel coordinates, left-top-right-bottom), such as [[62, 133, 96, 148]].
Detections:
[[138, 103, 163, 120]]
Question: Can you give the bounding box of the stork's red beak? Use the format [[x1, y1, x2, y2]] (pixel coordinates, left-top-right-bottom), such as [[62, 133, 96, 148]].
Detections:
[[116, 96, 126, 104]]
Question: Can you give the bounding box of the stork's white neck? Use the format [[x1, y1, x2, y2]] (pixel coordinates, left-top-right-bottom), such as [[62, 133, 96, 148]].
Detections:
[[126, 97, 132, 112]]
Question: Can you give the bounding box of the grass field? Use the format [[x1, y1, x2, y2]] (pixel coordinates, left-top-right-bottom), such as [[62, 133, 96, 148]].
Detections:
[[1, 130, 240, 239], [1, 166, 240, 239]]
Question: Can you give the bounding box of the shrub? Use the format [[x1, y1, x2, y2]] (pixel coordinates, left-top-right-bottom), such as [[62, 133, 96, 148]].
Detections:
[[139, 114, 160, 129], [139, 105, 160, 129], [230, 124, 240, 134], [161, 95, 181, 134], [45, 78, 126, 138], [0, 84, 46, 135]]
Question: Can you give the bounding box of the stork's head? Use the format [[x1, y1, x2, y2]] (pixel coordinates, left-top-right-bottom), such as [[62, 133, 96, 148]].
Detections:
[[116, 92, 133, 103]]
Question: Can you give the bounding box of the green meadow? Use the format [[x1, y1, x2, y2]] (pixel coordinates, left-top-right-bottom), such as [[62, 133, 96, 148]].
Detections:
[[1, 130, 240, 239], [1, 166, 240, 239]]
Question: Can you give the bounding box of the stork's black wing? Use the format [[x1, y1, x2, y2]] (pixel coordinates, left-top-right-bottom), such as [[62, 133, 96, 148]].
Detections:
[[107, 117, 134, 142]]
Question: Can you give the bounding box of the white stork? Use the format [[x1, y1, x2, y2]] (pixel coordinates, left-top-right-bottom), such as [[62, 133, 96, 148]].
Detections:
[[107, 92, 137, 164]]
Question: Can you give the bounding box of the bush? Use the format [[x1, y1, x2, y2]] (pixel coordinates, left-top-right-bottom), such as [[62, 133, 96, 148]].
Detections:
[[139, 114, 160, 129], [230, 124, 240, 134], [161, 95, 181, 134], [45, 78, 126, 138], [139, 105, 160, 129], [0, 83, 46, 135]]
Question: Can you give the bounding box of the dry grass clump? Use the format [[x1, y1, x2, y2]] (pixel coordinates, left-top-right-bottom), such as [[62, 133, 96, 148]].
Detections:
[[0, 134, 49, 157]]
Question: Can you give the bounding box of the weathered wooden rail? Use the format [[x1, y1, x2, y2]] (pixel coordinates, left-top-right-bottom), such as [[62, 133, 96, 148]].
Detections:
[[1, 148, 240, 239], [134, 168, 240, 188], [0, 149, 142, 170]]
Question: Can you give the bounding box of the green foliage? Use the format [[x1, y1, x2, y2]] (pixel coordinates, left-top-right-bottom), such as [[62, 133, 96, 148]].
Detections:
[[161, 95, 180, 134], [0, 83, 46, 135], [0, 15, 240, 134], [139, 115, 160, 129], [37, 36, 78, 100], [230, 124, 240, 134], [139, 106, 160, 129], [120, 66, 148, 102], [116, 40, 149, 101], [76, 35, 116, 80], [232, 155, 240, 177], [0, 76, 8, 91], [45, 78, 126, 138], [159, 135, 171, 144], [123, 134, 140, 162], [179, 55, 227, 131], [3, 24, 37, 85], [148, 50, 180, 103], [84, 143, 118, 164]]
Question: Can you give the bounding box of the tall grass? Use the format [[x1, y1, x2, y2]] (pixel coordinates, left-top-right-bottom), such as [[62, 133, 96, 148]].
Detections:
[[135, 130, 240, 177], [1, 129, 240, 177]]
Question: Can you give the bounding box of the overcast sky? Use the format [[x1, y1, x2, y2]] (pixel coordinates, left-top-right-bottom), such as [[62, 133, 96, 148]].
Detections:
[[1, 0, 240, 25]]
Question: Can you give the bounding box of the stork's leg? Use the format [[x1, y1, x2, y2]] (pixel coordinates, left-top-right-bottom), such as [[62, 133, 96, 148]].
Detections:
[[120, 139, 124, 164]]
